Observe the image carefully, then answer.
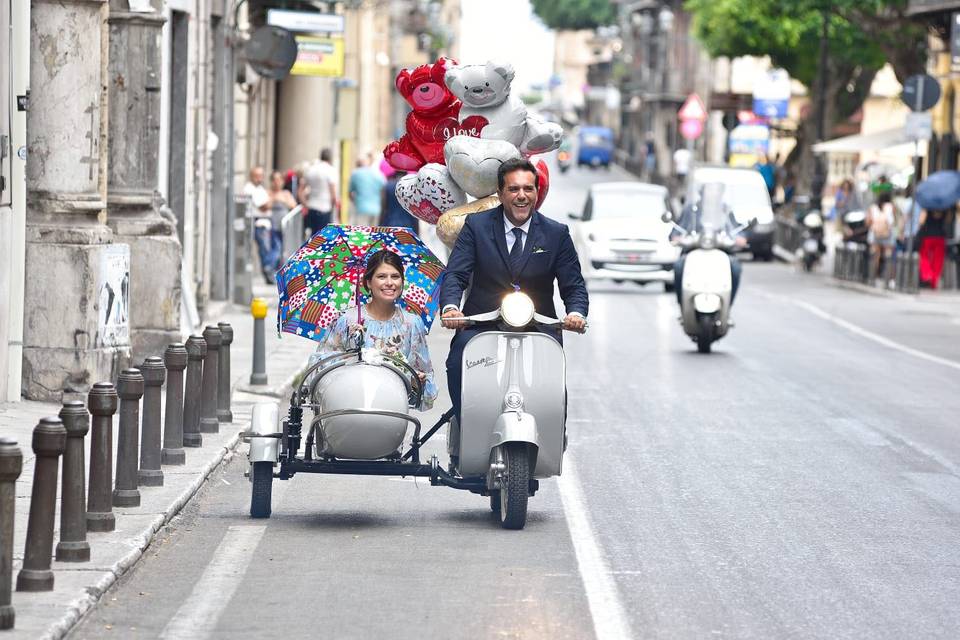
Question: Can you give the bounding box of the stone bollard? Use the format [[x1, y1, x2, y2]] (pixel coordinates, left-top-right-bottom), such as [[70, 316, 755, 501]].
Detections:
[[16, 418, 66, 592], [56, 402, 90, 562], [199, 325, 222, 434], [183, 336, 206, 447], [250, 298, 268, 385], [139, 357, 165, 487], [217, 322, 234, 423], [87, 383, 118, 532], [0, 438, 23, 628], [162, 343, 188, 464], [113, 368, 144, 508]]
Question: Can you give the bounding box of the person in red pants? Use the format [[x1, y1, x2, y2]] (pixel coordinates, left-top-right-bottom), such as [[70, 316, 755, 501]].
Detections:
[[917, 208, 954, 289]]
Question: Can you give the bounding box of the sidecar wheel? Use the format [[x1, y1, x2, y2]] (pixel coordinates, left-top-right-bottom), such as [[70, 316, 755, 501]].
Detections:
[[250, 462, 273, 518], [490, 490, 501, 515], [499, 443, 529, 530]]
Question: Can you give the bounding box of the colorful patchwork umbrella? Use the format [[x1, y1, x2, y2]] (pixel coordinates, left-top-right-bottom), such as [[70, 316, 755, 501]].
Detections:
[[276, 225, 445, 342]]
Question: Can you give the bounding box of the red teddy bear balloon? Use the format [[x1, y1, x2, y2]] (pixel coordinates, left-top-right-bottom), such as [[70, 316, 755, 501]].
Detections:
[[383, 57, 483, 173]]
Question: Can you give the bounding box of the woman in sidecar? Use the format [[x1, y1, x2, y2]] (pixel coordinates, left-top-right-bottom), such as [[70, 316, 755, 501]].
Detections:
[[302, 250, 436, 459]]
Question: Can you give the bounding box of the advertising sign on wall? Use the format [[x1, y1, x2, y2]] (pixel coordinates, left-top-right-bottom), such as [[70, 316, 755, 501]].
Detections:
[[97, 244, 130, 347], [290, 36, 345, 77]]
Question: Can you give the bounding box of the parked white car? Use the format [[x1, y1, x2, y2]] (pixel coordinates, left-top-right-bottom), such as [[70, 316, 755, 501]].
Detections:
[[568, 182, 680, 290]]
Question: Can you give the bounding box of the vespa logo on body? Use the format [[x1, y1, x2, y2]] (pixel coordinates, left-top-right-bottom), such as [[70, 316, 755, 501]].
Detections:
[[466, 356, 501, 370]]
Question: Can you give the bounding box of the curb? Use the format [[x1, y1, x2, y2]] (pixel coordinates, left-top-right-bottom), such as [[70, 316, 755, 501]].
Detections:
[[39, 432, 243, 640]]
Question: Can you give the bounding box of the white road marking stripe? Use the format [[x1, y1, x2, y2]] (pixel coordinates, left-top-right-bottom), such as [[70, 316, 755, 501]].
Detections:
[[159, 525, 267, 640], [769, 294, 960, 372], [558, 453, 634, 640]]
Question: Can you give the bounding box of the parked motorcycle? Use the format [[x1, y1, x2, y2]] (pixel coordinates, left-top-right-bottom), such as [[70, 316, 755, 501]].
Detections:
[[800, 211, 825, 272], [557, 148, 572, 173], [664, 183, 752, 354]]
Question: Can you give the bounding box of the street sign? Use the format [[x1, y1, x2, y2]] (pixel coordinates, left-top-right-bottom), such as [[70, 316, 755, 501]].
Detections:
[[267, 9, 345, 34], [905, 111, 933, 140], [678, 94, 707, 122], [290, 36, 345, 77], [901, 74, 941, 112], [680, 119, 704, 140], [752, 68, 791, 119]]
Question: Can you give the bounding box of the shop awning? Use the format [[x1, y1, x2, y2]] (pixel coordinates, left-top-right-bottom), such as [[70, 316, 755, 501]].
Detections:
[[812, 127, 926, 155]]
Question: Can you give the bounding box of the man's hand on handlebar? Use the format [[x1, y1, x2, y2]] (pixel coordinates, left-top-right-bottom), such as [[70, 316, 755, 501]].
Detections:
[[563, 314, 588, 333], [441, 308, 468, 329]]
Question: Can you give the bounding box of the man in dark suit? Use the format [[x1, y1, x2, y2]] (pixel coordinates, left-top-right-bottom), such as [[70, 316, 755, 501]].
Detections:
[[440, 158, 589, 420]]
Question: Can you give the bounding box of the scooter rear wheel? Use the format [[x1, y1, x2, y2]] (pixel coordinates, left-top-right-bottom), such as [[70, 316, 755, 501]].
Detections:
[[499, 443, 529, 530]]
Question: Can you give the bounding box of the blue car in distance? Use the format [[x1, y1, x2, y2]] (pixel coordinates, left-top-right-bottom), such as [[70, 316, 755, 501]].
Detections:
[[577, 126, 614, 168]]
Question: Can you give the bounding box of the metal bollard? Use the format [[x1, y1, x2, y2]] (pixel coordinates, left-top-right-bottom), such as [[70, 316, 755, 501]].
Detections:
[[250, 298, 268, 385], [199, 325, 222, 434], [16, 418, 66, 592], [56, 402, 90, 562], [908, 252, 920, 292], [162, 343, 188, 464], [113, 368, 144, 508], [183, 336, 206, 447], [0, 438, 22, 628], [86, 383, 118, 532], [217, 322, 234, 423], [139, 357, 165, 487]]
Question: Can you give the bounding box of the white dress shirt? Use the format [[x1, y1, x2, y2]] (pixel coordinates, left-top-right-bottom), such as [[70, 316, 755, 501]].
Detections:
[[504, 216, 533, 253]]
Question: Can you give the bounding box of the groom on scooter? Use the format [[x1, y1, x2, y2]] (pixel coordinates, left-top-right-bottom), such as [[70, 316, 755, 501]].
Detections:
[[439, 158, 590, 422]]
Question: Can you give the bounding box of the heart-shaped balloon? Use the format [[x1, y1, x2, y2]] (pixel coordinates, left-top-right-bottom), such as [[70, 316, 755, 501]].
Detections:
[[395, 163, 466, 225], [444, 135, 521, 199], [534, 159, 550, 209], [436, 194, 501, 249]]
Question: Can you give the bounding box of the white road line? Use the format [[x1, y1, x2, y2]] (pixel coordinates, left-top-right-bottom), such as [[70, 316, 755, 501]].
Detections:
[[763, 293, 960, 372], [159, 525, 267, 640], [558, 453, 634, 640]]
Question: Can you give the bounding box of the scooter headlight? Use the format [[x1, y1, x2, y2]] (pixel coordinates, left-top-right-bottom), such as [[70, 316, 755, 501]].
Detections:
[[500, 292, 535, 328]]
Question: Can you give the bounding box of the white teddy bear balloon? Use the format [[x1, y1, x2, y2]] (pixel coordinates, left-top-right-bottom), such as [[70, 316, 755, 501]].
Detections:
[[445, 60, 562, 156]]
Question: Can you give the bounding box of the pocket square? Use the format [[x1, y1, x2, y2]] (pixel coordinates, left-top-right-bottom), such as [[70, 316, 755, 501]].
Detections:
[[532, 246, 548, 254]]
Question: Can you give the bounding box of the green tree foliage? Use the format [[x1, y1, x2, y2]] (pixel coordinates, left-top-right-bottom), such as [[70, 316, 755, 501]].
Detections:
[[685, 0, 926, 190], [531, 0, 616, 31]]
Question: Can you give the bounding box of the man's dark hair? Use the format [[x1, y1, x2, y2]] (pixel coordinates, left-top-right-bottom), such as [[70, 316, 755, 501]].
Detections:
[[320, 148, 332, 162], [497, 158, 539, 191], [363, 249, 405, 289]]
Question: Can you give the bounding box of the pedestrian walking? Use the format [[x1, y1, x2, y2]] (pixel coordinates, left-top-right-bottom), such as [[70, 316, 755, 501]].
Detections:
[[267, 170, 297, 274], [917, 207, 954, 289], [299, 148, 339, 238], [755, 154, 776, 198], [243, 166, 278, 284], [867, 191, 896, 286], [349, 153, 386, 227], [380, 171, 419, 230]]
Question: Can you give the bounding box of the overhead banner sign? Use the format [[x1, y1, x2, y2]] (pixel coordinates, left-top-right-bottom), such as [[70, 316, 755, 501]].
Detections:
[[267, 9, 344, 33], [753, 68, 791, 119], [290, 36, 345, 77]]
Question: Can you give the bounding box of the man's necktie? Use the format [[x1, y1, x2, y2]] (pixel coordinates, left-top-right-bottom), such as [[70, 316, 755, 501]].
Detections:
[[509, 228, 524, 275]]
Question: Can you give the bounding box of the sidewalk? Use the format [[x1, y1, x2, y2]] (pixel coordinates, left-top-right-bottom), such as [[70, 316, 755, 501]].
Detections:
[[0, 282, 316, 639]]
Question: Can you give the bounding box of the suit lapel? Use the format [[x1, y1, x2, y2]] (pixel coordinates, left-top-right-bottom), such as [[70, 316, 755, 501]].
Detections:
[[492, 206, 510, 273]]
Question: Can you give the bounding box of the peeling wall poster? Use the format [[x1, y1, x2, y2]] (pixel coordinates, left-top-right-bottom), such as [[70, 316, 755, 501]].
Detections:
[[97, 244, 130, 347]]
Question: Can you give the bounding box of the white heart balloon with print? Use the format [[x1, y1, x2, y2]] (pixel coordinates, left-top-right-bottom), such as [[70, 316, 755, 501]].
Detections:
[[444, 135, 521, 199], [394, 163, 466, 225]]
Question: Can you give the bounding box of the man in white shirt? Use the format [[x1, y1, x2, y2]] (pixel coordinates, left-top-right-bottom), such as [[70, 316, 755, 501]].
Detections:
[[243, 166, 278, 283], [298, 148, 339, 238]]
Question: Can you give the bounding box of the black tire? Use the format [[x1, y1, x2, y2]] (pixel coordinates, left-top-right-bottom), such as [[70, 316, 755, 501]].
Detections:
[[250, 461, 274, 518], [499, 443, 530, 530], [490, 490, 501, 515], [696, 314, 714, 354]]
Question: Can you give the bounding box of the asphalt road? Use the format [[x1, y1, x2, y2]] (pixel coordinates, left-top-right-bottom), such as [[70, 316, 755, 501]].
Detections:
[[69, 162, 960, 640]]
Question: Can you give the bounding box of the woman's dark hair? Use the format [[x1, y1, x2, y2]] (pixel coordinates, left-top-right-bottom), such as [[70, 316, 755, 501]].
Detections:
[[876, 191, 892, 205], [497, 158, 539, 191], [363, 249, 404, 288]]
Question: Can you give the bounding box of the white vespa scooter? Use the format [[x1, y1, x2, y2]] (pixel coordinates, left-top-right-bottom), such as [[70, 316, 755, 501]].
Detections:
[[245, 290, 582, 530], [665, 183, 752, 354]]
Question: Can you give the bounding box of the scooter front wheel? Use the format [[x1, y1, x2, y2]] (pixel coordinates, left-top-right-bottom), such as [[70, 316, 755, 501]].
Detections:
[[250, 461, 274, 518], [499, 443, 530, 530], [697, 314, 714, 354]]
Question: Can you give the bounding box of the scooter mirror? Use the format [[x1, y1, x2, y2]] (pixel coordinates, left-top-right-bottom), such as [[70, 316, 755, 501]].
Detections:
[[568, 212, 581, 221], [748, 217, 759, 228], [661, 211, 674, 224]]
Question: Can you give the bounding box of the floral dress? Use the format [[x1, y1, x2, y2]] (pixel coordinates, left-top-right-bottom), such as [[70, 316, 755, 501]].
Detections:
[[310, 305, 438, 411]]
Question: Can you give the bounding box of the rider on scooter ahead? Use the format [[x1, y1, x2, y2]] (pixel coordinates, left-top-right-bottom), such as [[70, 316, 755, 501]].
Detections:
[[439, 158, 590, 423], [670, 185, 745, 306]]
